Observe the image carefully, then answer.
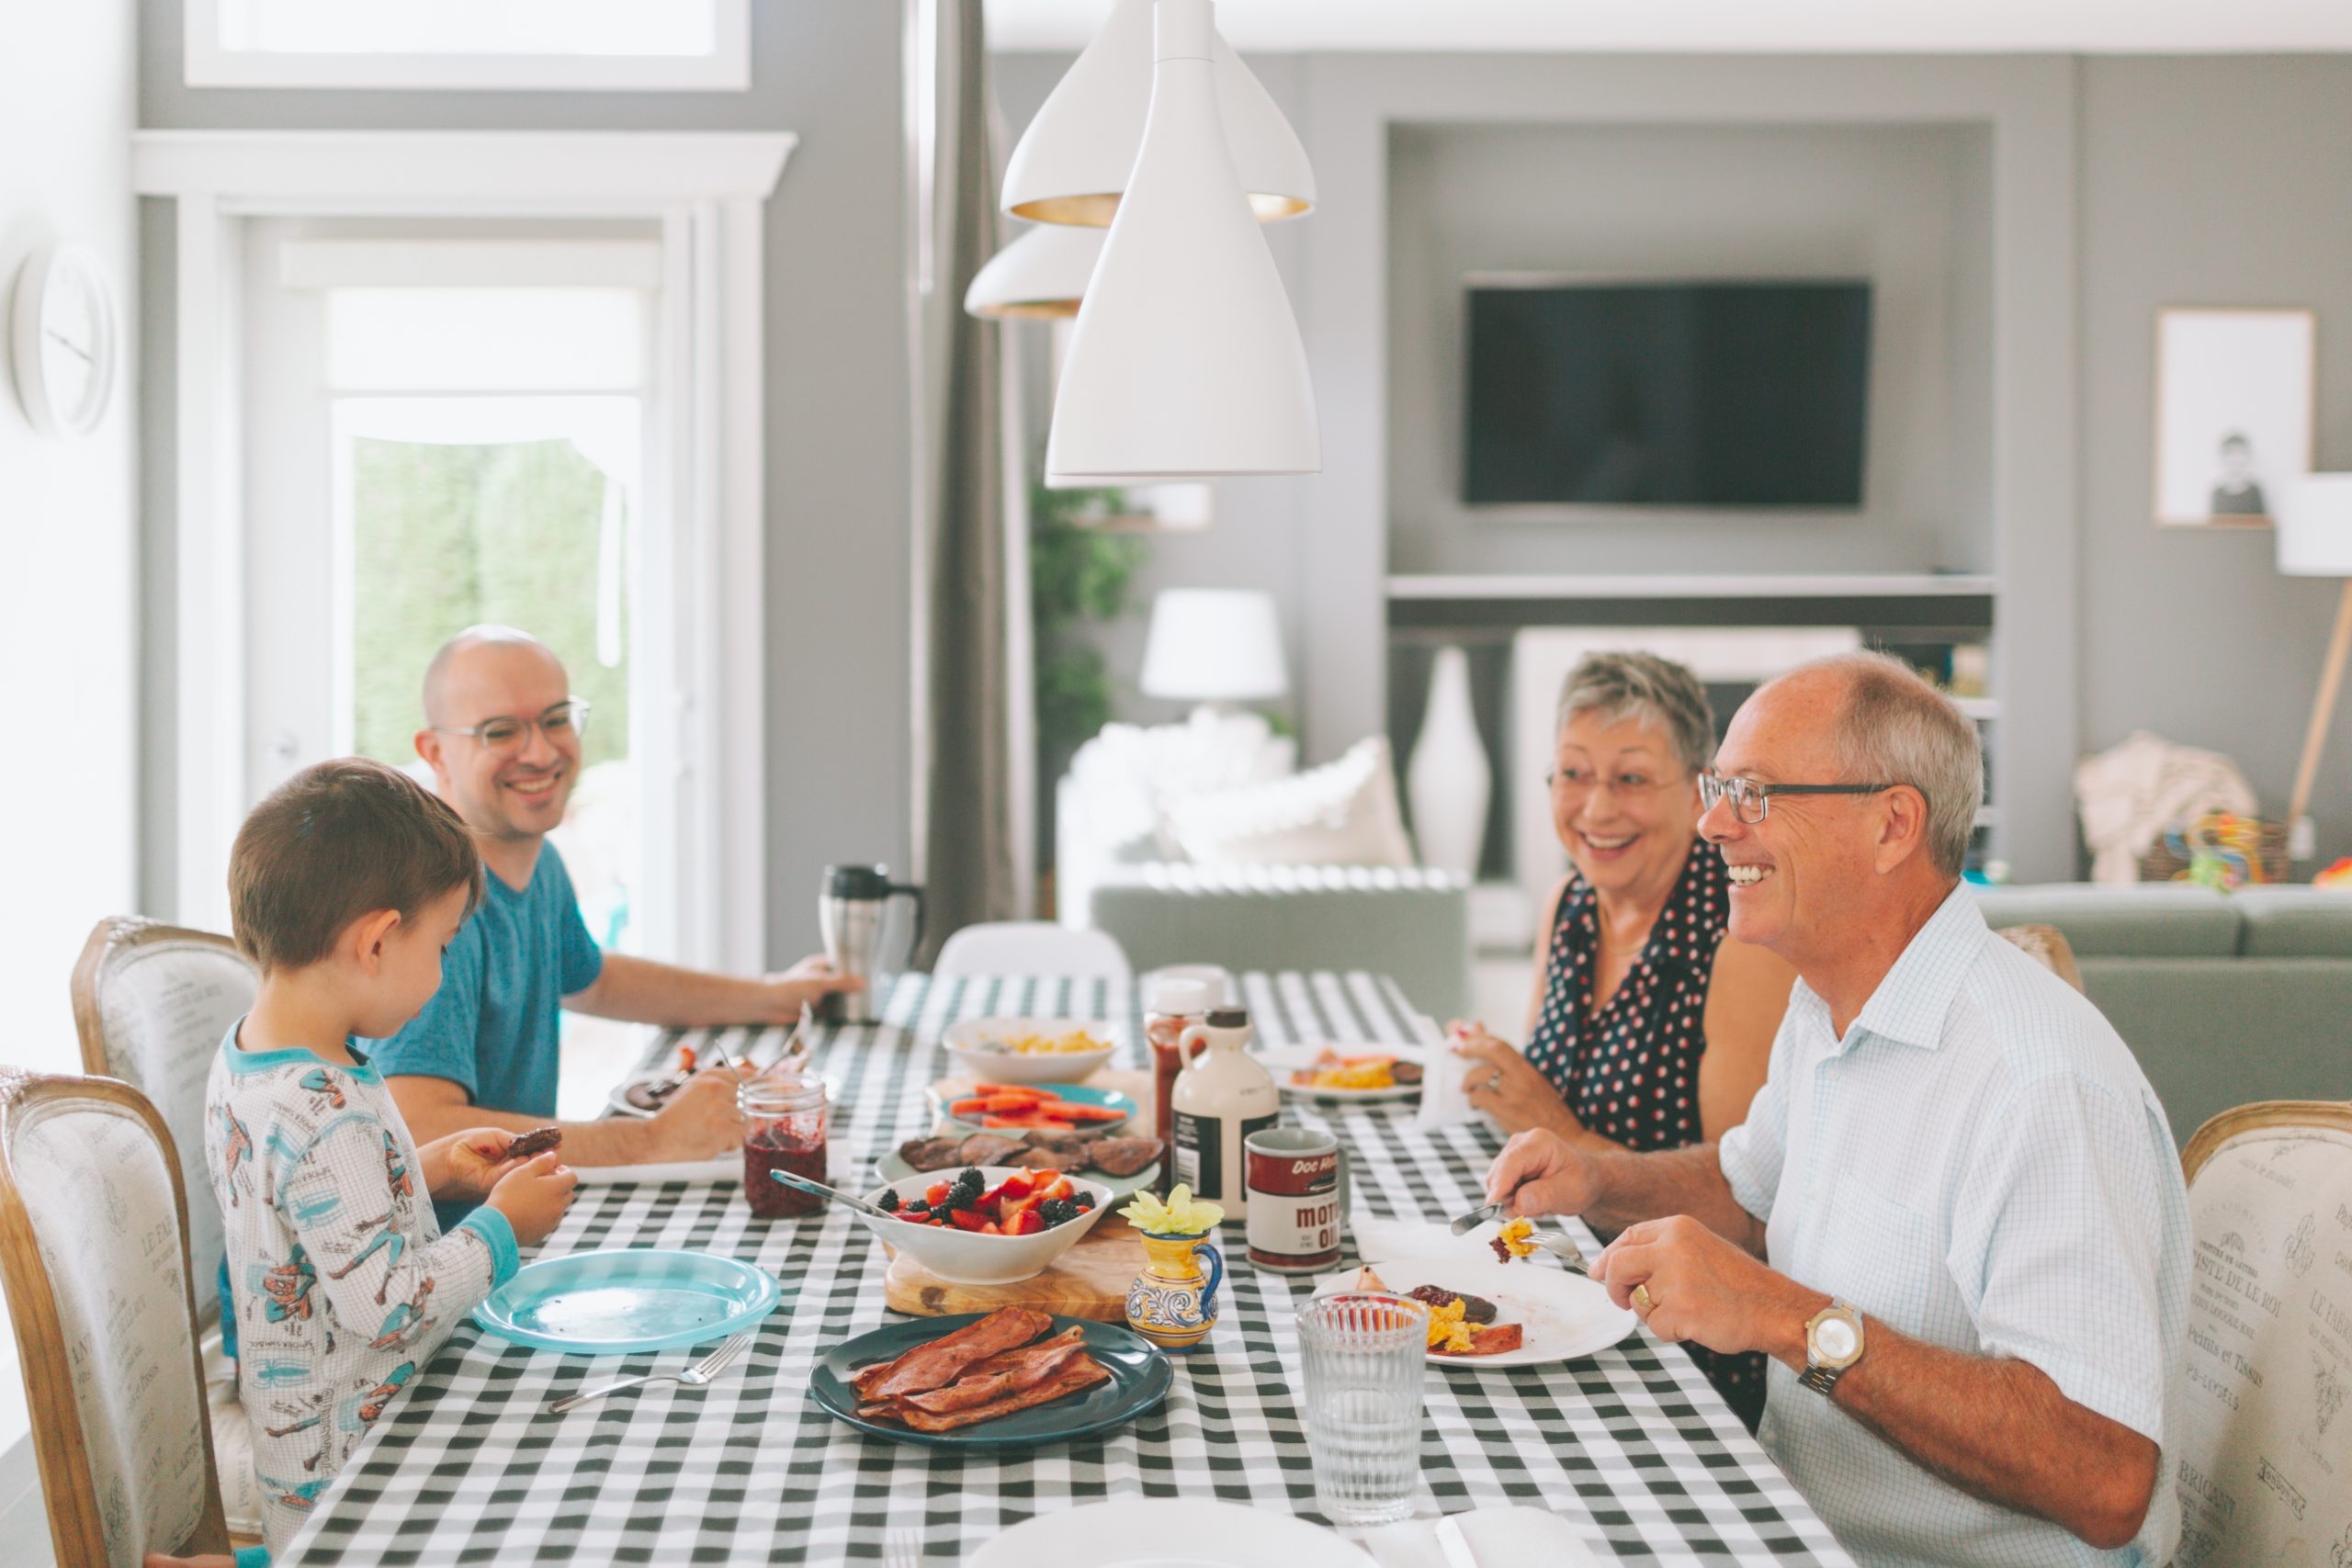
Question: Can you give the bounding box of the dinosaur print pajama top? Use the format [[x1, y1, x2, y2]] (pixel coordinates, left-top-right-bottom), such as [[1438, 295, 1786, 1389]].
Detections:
[[205, 1026, 519, 1553]]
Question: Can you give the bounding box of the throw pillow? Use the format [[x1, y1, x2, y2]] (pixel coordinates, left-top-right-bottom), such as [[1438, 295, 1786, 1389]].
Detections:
[[1166, 737, 1418, 868]]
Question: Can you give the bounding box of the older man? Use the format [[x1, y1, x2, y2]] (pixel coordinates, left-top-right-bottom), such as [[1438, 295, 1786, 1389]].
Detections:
[[370, 626, 858, 1183], [1487, 652, 2188, 1566]]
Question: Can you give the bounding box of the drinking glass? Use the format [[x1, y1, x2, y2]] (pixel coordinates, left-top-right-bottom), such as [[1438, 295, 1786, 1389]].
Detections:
[[1296, 1292, 1428, 1527]]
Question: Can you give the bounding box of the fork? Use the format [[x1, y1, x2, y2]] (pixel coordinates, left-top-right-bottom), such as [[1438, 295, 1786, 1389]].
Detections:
[[1447, 1201, 1592, 1277], [548, 1328, 757, 1414], [882, 1524, 924, 1568]]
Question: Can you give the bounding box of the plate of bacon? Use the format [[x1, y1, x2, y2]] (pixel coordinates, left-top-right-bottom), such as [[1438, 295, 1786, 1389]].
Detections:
[[811, 1307, 1170, 1447]]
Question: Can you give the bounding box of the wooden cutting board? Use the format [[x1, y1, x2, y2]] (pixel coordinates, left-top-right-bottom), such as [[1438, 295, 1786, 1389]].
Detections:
[[882, 1215, 1147, 1322]]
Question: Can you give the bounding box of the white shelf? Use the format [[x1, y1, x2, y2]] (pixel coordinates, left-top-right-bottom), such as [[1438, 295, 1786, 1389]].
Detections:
[[1386, 572, 1998, 601]]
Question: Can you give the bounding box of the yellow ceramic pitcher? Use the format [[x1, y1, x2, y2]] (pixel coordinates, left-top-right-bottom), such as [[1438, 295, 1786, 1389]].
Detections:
[[1124, 1230, 1223, 1352]]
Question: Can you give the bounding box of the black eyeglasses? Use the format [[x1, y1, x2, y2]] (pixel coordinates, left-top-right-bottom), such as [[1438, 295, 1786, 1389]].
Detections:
[[1697, 771, 1911, 825]]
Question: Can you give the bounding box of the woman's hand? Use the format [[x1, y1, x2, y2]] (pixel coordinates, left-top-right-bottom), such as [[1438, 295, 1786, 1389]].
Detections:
[[1449, 1021, 1585, 1140], [422, 1127, 526, 1201]]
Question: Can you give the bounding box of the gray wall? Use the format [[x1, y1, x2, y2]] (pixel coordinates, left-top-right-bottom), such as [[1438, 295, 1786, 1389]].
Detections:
[[2079, 56, 2352, 871], [1386, 120, 1994, 579], [137, 0, 910, 958]]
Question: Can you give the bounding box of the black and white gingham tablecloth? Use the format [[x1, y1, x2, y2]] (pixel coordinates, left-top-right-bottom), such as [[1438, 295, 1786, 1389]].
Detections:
[[279, 972, 1854, 1565]]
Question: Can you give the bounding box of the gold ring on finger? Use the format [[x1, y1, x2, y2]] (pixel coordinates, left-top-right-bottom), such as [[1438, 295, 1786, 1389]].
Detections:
[[1484, 1067, 1504, 1093], [1632, 1282, 1657, 1315]]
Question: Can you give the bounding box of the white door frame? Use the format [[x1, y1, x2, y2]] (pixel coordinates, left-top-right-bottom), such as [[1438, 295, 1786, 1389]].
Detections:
[[131, 130, 793, 976]]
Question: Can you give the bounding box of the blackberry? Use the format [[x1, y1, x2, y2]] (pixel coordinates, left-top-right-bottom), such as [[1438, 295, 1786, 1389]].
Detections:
[[903, 1195, 930, 1213], [947, 1168, 987, 1210], [876, 1190, 900, 1213], [1073, 1190, 1096, 1210], [1038, 1197, 1080, 1227]]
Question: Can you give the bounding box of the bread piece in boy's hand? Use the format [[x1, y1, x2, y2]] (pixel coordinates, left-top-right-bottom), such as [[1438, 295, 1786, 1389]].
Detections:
[[505, 1125, 563, 1161]]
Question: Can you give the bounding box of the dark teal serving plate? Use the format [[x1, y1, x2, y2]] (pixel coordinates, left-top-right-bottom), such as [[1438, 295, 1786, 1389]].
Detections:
[[811, 1314, 1170, 1449]]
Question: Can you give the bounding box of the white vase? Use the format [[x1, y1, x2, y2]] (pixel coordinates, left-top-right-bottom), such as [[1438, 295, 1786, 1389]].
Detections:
[[1406, 645, 1492, 880]]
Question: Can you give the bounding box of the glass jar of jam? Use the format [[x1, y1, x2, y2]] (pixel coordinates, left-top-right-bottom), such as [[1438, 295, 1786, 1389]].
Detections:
[[741, 1074, 828, 1219], [1144, 975, 1219, 1198]]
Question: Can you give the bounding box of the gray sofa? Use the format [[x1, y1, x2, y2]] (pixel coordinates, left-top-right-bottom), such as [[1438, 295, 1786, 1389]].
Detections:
[[1971, 884, 2352, 1145], [1087, 863, 1470, 1022]]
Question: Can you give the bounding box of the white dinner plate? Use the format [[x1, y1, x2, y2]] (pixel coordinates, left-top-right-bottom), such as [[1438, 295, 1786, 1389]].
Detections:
[[1258, 1042, 1427, 1102], [968, 1498, 1375, 1568], [1317, 1255, 1638, 1369]]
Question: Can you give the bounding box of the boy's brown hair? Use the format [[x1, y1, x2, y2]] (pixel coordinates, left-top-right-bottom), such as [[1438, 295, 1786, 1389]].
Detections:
[[229, 758, 486, 972]]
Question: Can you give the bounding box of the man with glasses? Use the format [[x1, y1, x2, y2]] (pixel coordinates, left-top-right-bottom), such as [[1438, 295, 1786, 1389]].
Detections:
[[1486, 652, 2189, 1567], [372, 626, 858, 1208]]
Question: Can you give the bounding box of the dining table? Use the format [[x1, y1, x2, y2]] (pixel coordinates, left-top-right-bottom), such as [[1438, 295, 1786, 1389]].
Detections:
[[278, 969, 1856, 1566]]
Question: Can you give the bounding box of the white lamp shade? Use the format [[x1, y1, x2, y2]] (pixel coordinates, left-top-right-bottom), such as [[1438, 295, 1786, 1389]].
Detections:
[[1139, 589, 1288, 702], [964, 224, 1104, 320], [1044, 0, 1320, 483], [1001, 0, 1314, 227], [2276, 475, 2352, 577]]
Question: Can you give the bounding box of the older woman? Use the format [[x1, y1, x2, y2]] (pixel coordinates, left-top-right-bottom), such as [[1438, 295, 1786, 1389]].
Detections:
[[1450, 650, 1793, 1427]]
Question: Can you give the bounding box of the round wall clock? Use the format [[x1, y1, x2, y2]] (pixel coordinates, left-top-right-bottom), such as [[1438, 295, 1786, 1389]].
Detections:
[[9, 242, 118, 438]]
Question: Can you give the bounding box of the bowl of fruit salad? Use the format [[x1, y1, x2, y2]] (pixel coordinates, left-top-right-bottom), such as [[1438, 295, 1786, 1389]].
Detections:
[[858, 1165, 1114, 1285]]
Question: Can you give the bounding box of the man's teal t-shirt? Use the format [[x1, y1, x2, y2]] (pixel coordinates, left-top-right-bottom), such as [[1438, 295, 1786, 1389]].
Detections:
[[365, 841, 604, 1230]]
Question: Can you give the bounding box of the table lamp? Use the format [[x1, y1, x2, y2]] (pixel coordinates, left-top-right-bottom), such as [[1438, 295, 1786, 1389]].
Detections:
[[2276, 474, 2352, 857], [1138, 588, 1288, 712]]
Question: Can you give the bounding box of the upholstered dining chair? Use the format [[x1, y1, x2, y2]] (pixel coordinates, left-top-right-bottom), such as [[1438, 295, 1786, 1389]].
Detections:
[[2170, 1100, 2352, 1567], [0, 1071, 232, 1567], [1994, 922, 2086, 992], [933, 921, 1134, 983], [69, 916, 262, 1536]]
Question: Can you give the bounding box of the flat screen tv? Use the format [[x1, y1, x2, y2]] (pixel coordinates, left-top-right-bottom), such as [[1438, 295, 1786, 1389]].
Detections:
[[1462, 277, 1872, 508]]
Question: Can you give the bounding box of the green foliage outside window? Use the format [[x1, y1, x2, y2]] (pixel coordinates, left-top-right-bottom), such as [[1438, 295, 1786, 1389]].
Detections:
[[349, 436, 630, 769]]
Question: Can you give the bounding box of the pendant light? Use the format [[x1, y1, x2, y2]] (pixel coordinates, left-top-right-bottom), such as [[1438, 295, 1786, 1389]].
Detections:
[[1002, 0, 1313, 227], [963, 223, 1104, 320], [1044, 0, 1319, 482]]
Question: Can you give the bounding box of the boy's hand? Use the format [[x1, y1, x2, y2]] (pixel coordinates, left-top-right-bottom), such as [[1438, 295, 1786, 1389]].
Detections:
[[487, 1151, 579, 1248], [645, 1067, 749, 1161], [422, 1127, 525, 1201]]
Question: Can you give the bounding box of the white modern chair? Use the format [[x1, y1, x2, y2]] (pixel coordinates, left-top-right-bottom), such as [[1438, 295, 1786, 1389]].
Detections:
[[70, 916, 264, 1537], [0, 1070, 233, 1567], [933, 922, 1134, 982], [2169, 1100, 2352, 1566]]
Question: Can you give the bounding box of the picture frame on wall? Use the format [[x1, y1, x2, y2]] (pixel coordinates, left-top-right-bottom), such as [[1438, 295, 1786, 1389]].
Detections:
[[2152, 307, 2315, 527]]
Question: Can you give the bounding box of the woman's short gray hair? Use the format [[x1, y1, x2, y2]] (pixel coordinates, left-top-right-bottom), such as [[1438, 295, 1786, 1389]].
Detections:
[[1800, 650, 1983, 878], [1555, 651, 1716, 775]]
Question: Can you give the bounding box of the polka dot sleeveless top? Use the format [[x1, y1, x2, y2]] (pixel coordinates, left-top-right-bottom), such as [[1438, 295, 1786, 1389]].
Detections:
[[1522, 837, 1767, 1429], [1523, 837, 1727, 1149]]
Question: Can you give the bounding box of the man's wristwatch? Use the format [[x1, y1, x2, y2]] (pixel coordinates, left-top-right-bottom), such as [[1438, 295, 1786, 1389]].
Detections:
[[1799, 1299, 1865, 1397]]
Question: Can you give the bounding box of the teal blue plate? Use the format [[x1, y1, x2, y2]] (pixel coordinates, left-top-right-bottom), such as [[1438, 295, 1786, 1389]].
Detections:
[[473, 1248, 780, 1355], [927, 1080, 1140, 1137]]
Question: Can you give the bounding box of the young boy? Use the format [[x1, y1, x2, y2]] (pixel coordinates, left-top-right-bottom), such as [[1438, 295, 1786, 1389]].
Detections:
[[204, 759, 577, 1555]]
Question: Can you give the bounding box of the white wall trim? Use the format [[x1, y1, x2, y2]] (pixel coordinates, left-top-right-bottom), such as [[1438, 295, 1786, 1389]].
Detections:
[[131, 130, 794, 210], [132, 130, 790, 971], [182, 0, 751, 93]]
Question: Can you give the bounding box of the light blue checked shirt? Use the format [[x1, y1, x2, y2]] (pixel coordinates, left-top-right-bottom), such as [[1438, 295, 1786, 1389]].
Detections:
[[1717, 884, 2190, 1568]]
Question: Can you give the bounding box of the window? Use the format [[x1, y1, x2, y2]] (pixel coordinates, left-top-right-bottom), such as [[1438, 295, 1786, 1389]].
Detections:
[[186, 0, 749, 90]]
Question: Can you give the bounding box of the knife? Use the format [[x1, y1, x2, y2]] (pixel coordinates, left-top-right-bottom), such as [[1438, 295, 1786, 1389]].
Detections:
[[1434, 1515, 1480, 1568]]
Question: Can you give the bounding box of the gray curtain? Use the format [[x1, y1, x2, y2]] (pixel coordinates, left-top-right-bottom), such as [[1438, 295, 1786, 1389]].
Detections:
[[914, 0, 1018, 962]]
